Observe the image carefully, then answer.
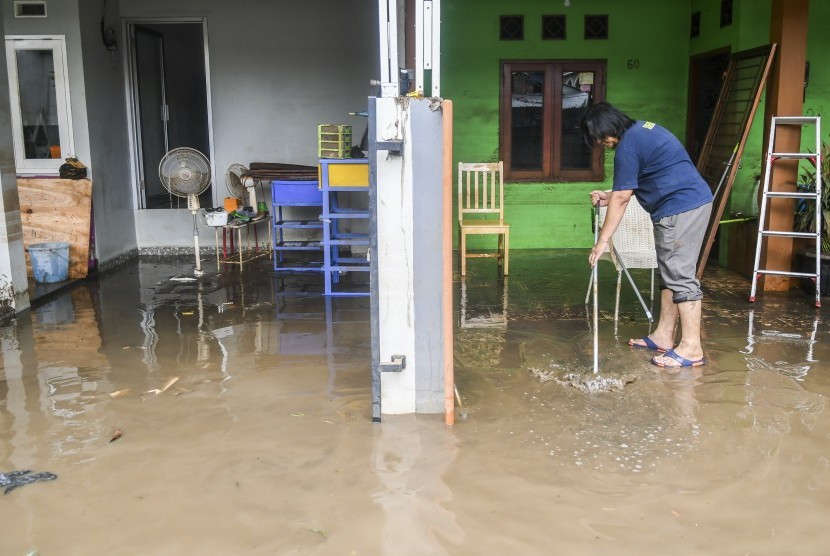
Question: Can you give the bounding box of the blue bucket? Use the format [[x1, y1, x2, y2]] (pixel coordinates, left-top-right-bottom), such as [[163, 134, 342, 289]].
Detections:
[[29, 242, 70, 284]]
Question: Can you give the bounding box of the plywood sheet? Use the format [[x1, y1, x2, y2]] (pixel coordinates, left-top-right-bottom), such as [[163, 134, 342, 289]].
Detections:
[[18, 178, 92, 279]]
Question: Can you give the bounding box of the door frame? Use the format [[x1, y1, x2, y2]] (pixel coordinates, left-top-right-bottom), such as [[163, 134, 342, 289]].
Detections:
[[122, 17, 216, 210], [130, 26, 168, 208], [685, 46, 730, 161]]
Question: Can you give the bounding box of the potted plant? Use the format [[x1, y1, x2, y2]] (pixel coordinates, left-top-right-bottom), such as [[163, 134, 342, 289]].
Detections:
[[794, 139, 830, 295]]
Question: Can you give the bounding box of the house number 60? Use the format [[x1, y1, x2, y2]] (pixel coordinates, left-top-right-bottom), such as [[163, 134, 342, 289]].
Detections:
[[627, 59, 640, 69]]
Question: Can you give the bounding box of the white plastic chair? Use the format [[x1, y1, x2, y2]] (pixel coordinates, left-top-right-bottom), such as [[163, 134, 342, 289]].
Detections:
[[585, 195, 657, 331]]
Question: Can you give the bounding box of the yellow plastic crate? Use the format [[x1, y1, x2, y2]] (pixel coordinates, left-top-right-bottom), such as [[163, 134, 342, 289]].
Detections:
[[318, 124, 352, 159]]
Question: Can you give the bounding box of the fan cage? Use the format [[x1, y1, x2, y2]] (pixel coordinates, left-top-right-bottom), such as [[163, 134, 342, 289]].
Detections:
[[225, 163, 249, 199], [159, 148, 211, 197]]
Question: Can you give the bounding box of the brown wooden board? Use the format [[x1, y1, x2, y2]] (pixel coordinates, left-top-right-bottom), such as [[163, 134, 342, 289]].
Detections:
[[18, 178, 92, 279], [695, 44, 777, 278]]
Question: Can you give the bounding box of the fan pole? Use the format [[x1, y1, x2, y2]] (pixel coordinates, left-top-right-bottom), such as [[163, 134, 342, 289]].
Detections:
[[158, 148, 211, 277], [192, 210, 204, 275]]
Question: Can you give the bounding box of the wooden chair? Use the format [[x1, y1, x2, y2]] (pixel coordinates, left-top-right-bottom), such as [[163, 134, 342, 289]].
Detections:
[[457, 162, 509, 276]]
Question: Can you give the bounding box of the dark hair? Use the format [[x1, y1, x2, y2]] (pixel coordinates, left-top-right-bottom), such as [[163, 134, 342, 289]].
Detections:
[[581, 102, 636, 145]]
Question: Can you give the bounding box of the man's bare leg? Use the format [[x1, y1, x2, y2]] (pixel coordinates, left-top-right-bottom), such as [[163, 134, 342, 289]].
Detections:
[[653, 299, 704, 366], [629, 288, 676, 350]]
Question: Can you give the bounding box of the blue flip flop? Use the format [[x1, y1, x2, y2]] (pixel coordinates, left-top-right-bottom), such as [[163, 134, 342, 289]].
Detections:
[[651, 349, 705, 368], [628, 336, 668, 353]]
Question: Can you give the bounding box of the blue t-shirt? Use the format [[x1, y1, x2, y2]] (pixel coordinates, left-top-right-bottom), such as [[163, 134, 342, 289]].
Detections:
[[612, 121, 713, 221]]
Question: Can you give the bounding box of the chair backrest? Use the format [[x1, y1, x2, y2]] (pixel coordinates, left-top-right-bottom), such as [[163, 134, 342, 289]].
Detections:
[[598, 195, 657, 269], [458, 162, 504, 222]]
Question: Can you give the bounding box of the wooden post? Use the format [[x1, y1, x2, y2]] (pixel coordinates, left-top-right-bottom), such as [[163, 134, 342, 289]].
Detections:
[[760, 0, 809, 291], [442, 100, 455, 426]]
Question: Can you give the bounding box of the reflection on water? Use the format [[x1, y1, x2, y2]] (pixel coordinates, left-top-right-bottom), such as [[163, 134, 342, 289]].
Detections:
[[459, 277, 508, 329], [1, 253, 830, 554], [372, 415, 463, 554], [745, 309, 820, 364]]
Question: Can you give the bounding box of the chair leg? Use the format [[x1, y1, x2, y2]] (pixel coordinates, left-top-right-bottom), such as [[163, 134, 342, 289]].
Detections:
[[460, 231, 467, 276], [649, 268, 655, 302], [614, 270, 622, 335], [503, 230, 509, 275]]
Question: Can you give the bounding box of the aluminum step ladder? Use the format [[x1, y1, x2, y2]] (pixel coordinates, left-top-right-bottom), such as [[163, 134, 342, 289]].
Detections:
[[750, 116, 822, 307]]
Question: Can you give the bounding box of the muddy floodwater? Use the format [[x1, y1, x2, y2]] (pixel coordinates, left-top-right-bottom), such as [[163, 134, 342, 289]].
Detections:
[[1, 251, 829, 555]]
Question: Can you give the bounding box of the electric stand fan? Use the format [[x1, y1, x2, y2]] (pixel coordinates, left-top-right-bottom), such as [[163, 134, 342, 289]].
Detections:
[[225, 163, 259, 208], [158, 147, 212, 275]]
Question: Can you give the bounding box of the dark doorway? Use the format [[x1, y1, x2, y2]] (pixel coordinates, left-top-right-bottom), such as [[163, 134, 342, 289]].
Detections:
[[686, 48, 730, 163], [128, 22, 211, 209]]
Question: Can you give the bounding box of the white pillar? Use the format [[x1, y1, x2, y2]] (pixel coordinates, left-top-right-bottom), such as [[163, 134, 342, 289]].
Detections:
[[374, 96, 446, 415]]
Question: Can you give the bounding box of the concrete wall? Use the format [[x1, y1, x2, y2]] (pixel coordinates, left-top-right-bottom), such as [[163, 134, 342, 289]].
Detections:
[[689, 0, 771, 227], [804, 1, 830, 132], [78, 0, 137, 263], [121, 0, 379, 249], [690, 1, 830, 265], [2, 0, 136, 266], [2, 0, 91, 167], [442, 0, 830, 255], [442, 0, 693, 250], [4, 0, 379, 261], [0, 6, 28, 314]]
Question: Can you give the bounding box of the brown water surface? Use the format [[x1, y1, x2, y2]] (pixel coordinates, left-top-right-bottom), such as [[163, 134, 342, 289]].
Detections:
[[1, 252, 829, 555]]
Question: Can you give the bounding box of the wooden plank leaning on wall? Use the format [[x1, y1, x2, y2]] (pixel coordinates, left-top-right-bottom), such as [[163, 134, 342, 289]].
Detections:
[[18, 178, 92, 280]]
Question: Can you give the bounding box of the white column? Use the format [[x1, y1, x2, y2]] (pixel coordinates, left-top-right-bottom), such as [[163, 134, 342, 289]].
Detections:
[[376, 96, 417, 413], [375, 96, 446, 415]]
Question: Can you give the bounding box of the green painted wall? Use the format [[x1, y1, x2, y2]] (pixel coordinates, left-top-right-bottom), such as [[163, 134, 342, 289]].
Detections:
[[443, 0, 829, 254], [689, 0, 770, 267], [444, 0, 691, 249], [805, 2, 830, 125]]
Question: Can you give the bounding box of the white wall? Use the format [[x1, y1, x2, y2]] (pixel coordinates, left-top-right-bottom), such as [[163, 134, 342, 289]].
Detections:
[[78, 0, 136, 263], [3, 0, 91, 168], [3, 0, 136, 266], [122, 0, 379, 248], [4, 0, 380, 260]]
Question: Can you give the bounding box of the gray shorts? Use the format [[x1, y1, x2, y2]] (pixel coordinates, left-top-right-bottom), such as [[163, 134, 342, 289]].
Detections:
[[653, 202, 712, 303]]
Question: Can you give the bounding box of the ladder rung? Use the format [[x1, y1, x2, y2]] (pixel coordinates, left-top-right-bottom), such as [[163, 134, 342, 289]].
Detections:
[[772, 116, 819, 125], [765, 191, 819, 199], [759, 230, 817, 239], [756, 269, 818, 278], [769, 153, 817, 160]]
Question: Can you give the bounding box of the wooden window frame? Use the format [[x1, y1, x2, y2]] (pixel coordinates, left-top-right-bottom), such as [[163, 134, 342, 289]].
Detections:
[[500, 59, 606, 182]]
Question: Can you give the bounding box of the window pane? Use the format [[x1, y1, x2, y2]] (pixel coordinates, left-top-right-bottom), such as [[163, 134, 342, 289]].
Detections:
[[560, 71, 594, 170], [16, 49, 61, 159], [511, 71, 544, 171]]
